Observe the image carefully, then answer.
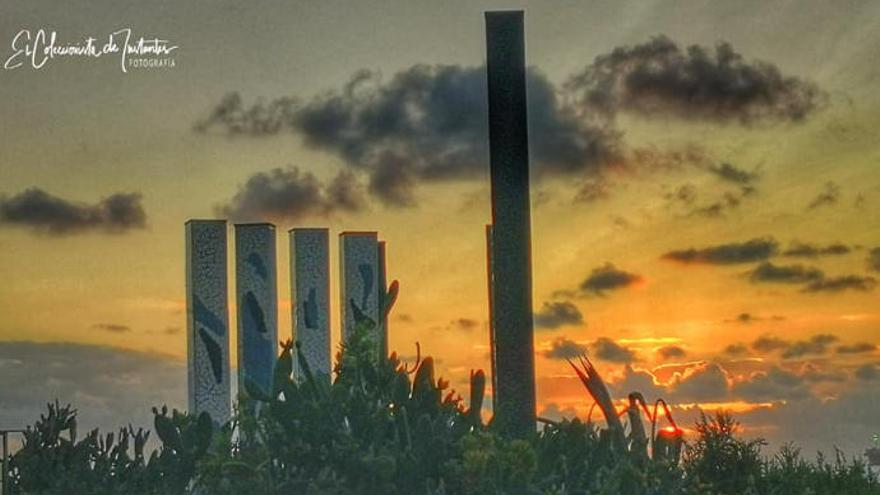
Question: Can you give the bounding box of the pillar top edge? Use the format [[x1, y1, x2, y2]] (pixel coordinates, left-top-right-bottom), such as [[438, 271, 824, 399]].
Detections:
[[233, 222, 276, 228], [339, 231, 378, 237], [185, 219, 227, 225]]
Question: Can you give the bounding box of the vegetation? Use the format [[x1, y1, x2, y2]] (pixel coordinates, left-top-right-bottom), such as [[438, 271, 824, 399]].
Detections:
[[3, 317, 878, 493]]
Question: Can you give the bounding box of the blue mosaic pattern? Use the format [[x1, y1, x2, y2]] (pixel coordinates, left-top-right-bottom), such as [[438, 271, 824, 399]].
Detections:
[[235, 224, 278, 396], [185, 220, 231, 423], [339, 232, 380, 344], [291, 229, 331, 380]]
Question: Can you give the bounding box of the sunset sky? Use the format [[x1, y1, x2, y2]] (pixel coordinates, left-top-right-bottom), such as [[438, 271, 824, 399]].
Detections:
[[1, 0, 879, 455]]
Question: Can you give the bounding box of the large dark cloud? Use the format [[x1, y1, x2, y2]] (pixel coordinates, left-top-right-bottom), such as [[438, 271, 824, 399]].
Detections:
[[748, 262, 824, 284], [218, 166, 367, 221], [579, 263, 642, 296], [589, 337, 637, 363], [866, 247, 880, 272], [731, 367, 812, 402], [200, 65, 619, 207], [533, 301, 584, 330], [566, 35, 823, 124], [656, 345, 687, 360], [0, 341, 184, 435], [782, 242, 851, 258], [781, 334, 838, 359], [669, 363, 730, 403], [802, 275, 877, 293], [836, 342, 877, 354], [751, 335, 790, 353], [662, 237, 778, 265], [0, 188, 146, 236], [543, 337, 587, 360]]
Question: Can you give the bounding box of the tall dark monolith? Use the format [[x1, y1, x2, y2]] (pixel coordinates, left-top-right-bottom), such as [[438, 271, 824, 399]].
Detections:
[[485, 10, 536, 438]]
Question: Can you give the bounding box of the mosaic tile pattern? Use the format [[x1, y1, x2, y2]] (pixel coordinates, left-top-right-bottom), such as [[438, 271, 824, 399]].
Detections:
[[339, 232, 380, 344], [185, 220, 231, 423], [235, 224, 278, 396], [290, 228, 331, 381]]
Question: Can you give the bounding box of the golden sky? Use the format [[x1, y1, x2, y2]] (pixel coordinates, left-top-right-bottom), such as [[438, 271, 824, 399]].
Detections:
[[1, 0, 879, 454]]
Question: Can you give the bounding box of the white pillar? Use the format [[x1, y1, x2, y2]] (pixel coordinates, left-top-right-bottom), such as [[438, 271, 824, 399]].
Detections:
[[185, 220, 231, 423], [339, 232, 380, 344], [234, 223, 278, 396], [290, 228, 331, 381]]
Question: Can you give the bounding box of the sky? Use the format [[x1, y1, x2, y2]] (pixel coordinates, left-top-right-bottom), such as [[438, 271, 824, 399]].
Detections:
[[1, 0, 879, 456]]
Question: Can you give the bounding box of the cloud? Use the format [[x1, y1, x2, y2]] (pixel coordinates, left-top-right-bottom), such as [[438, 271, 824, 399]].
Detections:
[[836, 342, 877, 354], [802, 275, 877, 293], [748, 262, 824, 284], [806, 181, 840, 210], [723, 343, 750, 356], [855, 364, 880, 381], [707, 162, 757, 185], [727, 312, 785, 324], [0, 341, 184, 435], [450, 318, 479, 332], [662, 237, 778, 265], [579, 263, 642, 296], [866, 247, 880, 272], [0, 188, 147, 236], [566, 35, 823, 124], [543, 337, 588, 360], [589, 337, 637, 363], [217, 166, 367, 221], [92, 323, 132, 333], [656, 345, 687, 360], [669, 363, 730, 402], [731, 367, 812, 402], [781, 334, 838, 359], [782, 242, 851, 258], [533, 301, 584, 330], [752, 335, 790, 353], [291, 65, 619, 206]]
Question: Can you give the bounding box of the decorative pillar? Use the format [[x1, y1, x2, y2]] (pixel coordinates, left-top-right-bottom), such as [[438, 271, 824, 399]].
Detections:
[[290, 228, 332, 381], [339, 232, 380, 346], [185, 220, 231, 423], [234, 223, 278, 396]]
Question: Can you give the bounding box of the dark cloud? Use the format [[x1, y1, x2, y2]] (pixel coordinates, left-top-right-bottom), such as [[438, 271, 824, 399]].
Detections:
[[781, 334, 838, 359], [92, 323, 131, 333], [782, 242, 851, 258], [193, 92, 298, 136], [450, 318, 479, 332], [707, 162, 757, 185], [802, 275, 877, 293], [855, 363, 879, 381], [727, 313, 785, 324], [752, 335, 790, 353], [0, 188, 146, 236], [533, 301, 584, 330], [806, 181, 840, 210], [656, 345, 687, 360], [836, 342, 877, 354], [217, 166, 367, 222], [731, 367, 811, 402], [748, 262, 824, 284], [566, 35, 823, 124], [543, 337, 587, 360], [589, 337, 637, 363], [662, 237, 778, 265], [866, 247, 880, 272], [574, 179, 611, 203], [723, 344, 749, 357], [0, 342, 184, 435], [669, 363, 730, 402], [579, 263, 642, 296], [272, 65, 617, 206]]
